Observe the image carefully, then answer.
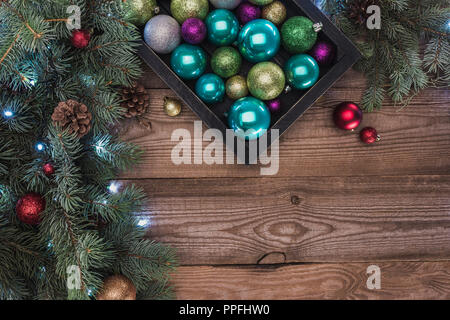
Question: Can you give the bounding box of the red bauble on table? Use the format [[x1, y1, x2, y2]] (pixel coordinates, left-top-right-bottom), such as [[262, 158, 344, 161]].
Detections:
[[16, 192, 45, 225], [42, 163, 55, 177], [333, 102, 363, 130], [360, 127, 380, 144], [71, 29, 91, 49]]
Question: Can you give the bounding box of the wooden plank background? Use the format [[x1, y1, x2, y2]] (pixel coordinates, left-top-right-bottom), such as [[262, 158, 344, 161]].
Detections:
[[120, 65, 450, 299]]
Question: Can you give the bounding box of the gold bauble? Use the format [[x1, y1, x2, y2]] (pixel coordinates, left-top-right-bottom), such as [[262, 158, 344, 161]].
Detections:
[[96, 275, 136, 300], [262, 1, 287, 26], [226, 75, 248, 100], [163, 97, 182, 117]]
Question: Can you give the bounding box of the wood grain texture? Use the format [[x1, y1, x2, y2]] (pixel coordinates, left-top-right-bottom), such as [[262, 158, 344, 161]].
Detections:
[[172, 262, 450, 299], [129, 175, 450, 265], [120, 70, 450, 179]]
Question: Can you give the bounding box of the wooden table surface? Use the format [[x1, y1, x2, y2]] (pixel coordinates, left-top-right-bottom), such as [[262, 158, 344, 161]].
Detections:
[[120, 65, 450, 299]]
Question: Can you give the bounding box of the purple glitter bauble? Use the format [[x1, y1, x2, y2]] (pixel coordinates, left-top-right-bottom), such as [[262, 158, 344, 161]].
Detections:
[[267, 98, 281, 113], [308, 40, 336, 66], [236, 2, 261, 25], [181, 18, 207, 45]]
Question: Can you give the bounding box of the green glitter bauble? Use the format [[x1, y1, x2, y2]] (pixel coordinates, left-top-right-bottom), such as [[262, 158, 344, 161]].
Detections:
[[122, 0, 160, 26], [247, 62, 285, 101], [170, 0, 209, 24], [281, 16, 318, 54], [248, 0, 274, 5], [262, 1, 287, 26], [211, 47, 242, 78], [226, 75, 248, 100]]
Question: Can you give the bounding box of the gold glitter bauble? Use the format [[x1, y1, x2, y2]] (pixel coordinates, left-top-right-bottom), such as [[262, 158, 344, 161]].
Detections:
[[247, 62, 285, 101], [96, 275, 136, 300], [226, 75, 248, 100], [163, 97, 182, 117], [262, 1, 287, 26], [170, 0, 209, 24]]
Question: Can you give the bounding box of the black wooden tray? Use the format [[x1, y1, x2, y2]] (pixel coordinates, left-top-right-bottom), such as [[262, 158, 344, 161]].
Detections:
[[138, 0, 361, 164]]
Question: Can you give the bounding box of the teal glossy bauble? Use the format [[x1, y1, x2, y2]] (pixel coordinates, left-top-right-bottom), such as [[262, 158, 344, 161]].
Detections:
[[205, 9, 240, 46], [237, 19, 280, 63], [195, 73, 225, 104], [228, 97, 271, 140], [284, 54, 319, 90], [171, 44, 207, 80]]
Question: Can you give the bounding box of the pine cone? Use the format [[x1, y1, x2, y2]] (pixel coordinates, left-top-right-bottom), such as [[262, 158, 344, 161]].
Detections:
[[347, 0, 377, 26], [120, 82, 150, 118], [51, 100, 92, 137]]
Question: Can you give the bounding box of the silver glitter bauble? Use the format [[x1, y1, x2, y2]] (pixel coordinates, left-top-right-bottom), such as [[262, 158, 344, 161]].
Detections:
[[209, 0, 242, 9], [144, 15, 181, 54]]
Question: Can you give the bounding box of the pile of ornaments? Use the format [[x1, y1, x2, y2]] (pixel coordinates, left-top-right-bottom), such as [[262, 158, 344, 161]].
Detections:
[[142, 0, 337, 140]]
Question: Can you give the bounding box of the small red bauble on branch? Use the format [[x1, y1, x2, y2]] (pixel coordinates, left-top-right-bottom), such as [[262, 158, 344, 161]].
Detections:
[[71, 29, 91, 49], [42, 163, 55, 177], [333, 102, 363, 130], [360, 127, 380, 144], [16, 192, 46, 225]]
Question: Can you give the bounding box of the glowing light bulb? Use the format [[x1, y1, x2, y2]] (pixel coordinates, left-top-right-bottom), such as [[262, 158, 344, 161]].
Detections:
[[137, 217, 151, 227], [3, 110, 13, 118], [35, 143, 45, 151], [108, 182, 119, 194]]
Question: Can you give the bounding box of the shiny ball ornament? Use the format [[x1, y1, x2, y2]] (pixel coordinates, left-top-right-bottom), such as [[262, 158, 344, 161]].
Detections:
[[122, 0, 160, 26], [170, 0, 209, 24], [249, 0, 274, 5], [71, 29, 91, 49], [163, 97, 182, 117], [247, 62, 285, 100], [228, 97, 271, 140], [144, 15, 181, 54], [267, 98, 281, 113], [42, 163, 55, 177], [236, 2, 261, 25], [171, 44, 207, 80], [262, 1, 287, 26], [211, 47, 242, 78], [309, 40, 336, 66], [360, 127, 381, 144], [182, 18, 207, 44], [210, 0, 242, 10], [284, 54, 320, 90], [97, 275, 136, 300], [16, 192, 45, 225], [226, 75, 248, 100], [205, 9, 240, 46], [195, 74, 225, 104], [281, 16, 320, 54], [333, 102, 363, 131], [238, 19, 280, 63]]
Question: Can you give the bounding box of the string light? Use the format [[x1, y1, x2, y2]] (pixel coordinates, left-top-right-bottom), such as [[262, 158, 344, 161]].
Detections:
[[35, 142, 45, 152], [108, 182, 120, 194], [137, 216, 151, 228], [3, 110, 13, 118]]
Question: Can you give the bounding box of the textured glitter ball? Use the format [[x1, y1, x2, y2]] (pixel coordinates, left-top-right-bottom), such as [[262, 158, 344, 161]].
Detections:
[[262, 1, 287, 25], [16, 192, 46, 225], [281, 16, 319, 54], [211, 46, 242, 78], [226, 75, 248, 100], [170, 0, 209, 24], [97, 275, 137, 300], [236, 2, 261, 25], [182, 18, 207, 44], [144, 15, 181, 54], [309, 40, 336, 66], [247, 62, 285, 101]]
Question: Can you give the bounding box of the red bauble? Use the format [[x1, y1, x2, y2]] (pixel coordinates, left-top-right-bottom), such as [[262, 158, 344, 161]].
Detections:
[[16, 193, 45, 225], [360, 127, 380, 144], [42, 163, 55, 177], [71, 29, 91, 49], [333, 102, 363, 130]]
